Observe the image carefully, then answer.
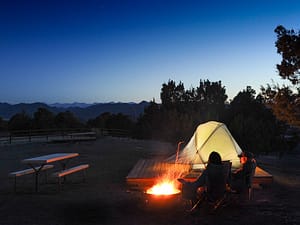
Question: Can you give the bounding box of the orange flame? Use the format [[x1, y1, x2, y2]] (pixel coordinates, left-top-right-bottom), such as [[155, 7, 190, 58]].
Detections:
[[146, 180, 180, 196]]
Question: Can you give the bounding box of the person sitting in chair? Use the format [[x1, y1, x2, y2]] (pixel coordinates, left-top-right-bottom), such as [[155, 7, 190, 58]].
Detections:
[[231, 151, 257, 198], [178, 151, 230, 203]]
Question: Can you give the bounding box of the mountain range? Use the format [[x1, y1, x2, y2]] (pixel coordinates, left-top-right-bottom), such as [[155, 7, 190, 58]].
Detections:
[[0, 101, 150, 121]]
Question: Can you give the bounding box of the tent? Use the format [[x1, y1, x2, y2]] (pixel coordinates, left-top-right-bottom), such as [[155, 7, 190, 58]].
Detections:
[[166, 121, 243, 169]]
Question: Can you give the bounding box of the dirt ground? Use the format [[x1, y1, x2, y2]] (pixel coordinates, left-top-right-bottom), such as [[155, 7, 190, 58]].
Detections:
[[0, 137, 300, 225]]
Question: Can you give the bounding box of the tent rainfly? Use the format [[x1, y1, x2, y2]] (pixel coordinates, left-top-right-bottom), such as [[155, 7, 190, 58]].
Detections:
[[166, 121, 243, 169]]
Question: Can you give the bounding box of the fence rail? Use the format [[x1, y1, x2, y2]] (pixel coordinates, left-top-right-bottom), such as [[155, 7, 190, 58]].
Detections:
[[100, 128, 130, 137], [0, 128, 131, 145]]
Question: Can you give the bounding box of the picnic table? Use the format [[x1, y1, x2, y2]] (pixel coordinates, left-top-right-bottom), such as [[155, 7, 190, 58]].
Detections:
[[22, 153, 79, 192]]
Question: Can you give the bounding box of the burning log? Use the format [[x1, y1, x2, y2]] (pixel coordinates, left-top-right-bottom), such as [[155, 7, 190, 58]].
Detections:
[[146, 180, 180, 196]]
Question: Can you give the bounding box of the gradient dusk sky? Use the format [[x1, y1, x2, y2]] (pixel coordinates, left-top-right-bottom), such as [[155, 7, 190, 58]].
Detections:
[[1, 0, 299, 104]]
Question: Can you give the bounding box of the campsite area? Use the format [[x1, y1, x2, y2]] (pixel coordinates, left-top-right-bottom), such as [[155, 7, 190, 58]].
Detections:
[[0, 137, 300, 225]]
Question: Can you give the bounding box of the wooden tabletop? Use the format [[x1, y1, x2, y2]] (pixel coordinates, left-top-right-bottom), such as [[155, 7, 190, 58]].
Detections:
[[22, 153, 79, 164]]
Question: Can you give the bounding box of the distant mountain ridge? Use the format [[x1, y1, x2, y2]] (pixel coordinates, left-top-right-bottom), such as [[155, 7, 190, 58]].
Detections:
[[49, 102, 97, 108], [0, 101, 150, 121]]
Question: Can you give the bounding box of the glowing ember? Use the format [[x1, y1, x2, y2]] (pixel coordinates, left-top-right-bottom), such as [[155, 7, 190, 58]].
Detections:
[[146, 181, 181, 196]]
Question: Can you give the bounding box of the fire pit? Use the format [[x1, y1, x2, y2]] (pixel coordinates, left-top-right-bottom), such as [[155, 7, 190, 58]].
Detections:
[[144, 181, 181, 209], [146, 181, 181, 195]]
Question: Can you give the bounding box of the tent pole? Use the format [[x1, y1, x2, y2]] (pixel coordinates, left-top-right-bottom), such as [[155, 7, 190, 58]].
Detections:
[[175, 141, 185, 163]]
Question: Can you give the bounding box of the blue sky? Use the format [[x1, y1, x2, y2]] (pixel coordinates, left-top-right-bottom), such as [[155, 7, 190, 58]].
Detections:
[[1, 0, 299, 104]]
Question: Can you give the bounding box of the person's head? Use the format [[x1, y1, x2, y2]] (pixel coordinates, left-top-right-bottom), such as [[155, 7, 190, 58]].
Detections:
[[239, 151, 254, 164], [239, 155, 247, 164], [208, 151, 222, 165]]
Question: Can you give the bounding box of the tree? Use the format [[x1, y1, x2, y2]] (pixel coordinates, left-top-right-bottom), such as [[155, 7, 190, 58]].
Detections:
[[137, 79, 228, 142], [54, 111, 83, 129], [105, 113, 134, 130], [160, 80, 185, 110], [195, 80, 227, 121], [228, 86, 286, 155], [87, 112, 111, 129], [261, 84, 300, 127], [33, 107, 55, 129], [228, 86, 258, 118], [262, 25, 300, 127], [275, 25, 300, 84], [196, 80, 227, 105], [8, 111, 32, 131], [0, 116, 8, 131], [134, 100, 161, 139]]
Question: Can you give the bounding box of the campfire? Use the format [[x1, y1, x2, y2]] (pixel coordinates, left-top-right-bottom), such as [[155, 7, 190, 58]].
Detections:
[[142, 165, 187, 208], [144, 178, 181, 209], [146, 180, 181, 196], [145, 163, 186, 197]]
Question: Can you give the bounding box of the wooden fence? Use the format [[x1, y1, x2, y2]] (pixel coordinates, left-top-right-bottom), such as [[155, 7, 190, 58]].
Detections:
[[0, 128, 131, 145]]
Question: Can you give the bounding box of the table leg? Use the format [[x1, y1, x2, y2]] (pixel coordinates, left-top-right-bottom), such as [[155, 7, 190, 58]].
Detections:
[[34, 172, 39, 192], [59, 160, 69, 183], [30, 164, 45, 193]]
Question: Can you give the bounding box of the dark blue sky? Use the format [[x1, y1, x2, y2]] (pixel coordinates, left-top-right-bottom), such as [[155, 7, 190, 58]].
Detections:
[[1, 0, 299, 104]]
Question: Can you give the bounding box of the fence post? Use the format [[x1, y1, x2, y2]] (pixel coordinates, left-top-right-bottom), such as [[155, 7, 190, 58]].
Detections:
[[29, 130, 31, 142]]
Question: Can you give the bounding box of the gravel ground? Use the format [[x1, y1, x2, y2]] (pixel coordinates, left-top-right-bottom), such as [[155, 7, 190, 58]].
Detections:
[[0, 137, 299, 225]]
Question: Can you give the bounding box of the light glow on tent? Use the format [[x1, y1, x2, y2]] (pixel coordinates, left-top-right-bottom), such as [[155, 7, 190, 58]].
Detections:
[[165, 121, 243, 169], [146, 180, 180, 195]]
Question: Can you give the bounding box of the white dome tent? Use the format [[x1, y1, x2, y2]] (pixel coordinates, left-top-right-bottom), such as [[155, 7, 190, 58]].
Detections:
[[166, 121, 243, 169]]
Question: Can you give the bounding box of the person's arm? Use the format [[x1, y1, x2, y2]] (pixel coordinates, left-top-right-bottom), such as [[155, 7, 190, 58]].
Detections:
[[177, 178, 186, 184], [178, 169, 208, 187], [193, 169, 207, 186], [232, 167, 244, 179]]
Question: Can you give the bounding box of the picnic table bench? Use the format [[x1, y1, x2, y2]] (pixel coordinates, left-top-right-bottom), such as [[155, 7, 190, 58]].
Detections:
[[9, 153, 90, 193], [9, 164, 54, 192], [52, 164, 89, 190]]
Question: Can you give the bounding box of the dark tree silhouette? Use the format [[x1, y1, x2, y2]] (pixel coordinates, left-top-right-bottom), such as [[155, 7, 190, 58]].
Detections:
[[134, 100, 161, 139], [33, 107, 55, 129], [160, 80, 185, 110], [275, 25, 300, 84], [228, 86, 286, 155], [87, 112, 135, 137], [106, 113, 134, 130], [0, 116, 8, 131], [54, 111, 83, 129], [260, 25, 300, 127], [195, 80, 227, 121], [87, 112, 111, 129], [8, 111, 32, 131], [136, 79, 228, 142], [261, 84, 300, 127]]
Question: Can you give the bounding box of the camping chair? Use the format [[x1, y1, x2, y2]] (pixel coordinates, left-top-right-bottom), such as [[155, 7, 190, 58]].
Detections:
[[204, 161, 232, 211], [231, 158, 257, 201], [180, 161, 232, 213], [245, 160, 257, 200]]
